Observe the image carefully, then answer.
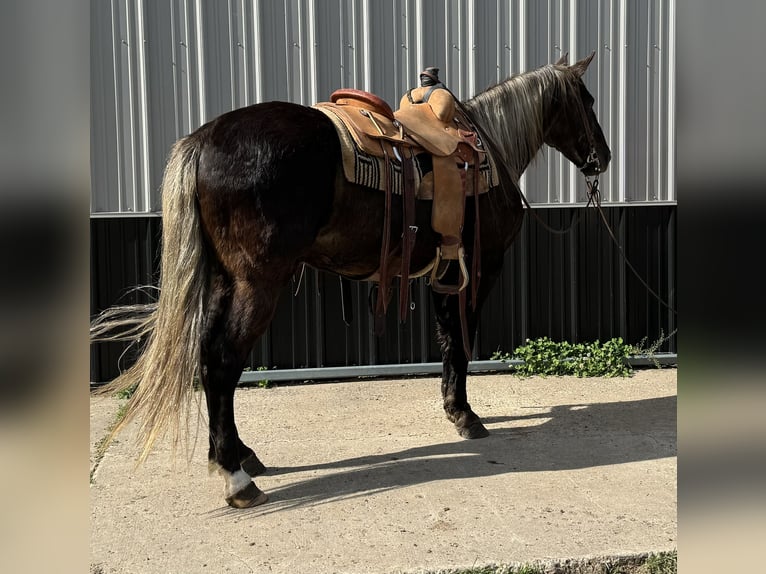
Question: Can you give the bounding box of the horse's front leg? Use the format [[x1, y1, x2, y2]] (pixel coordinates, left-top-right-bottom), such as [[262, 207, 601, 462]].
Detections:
[[432, 291, 489, 439]]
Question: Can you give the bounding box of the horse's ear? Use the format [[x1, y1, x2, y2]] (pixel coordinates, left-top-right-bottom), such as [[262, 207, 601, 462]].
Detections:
[[570, 51, 596, 77], [555, 52, 569, 66]]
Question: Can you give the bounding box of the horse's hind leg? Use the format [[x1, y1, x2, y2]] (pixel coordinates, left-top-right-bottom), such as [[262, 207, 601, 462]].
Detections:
[[201, 273, 280, 508]]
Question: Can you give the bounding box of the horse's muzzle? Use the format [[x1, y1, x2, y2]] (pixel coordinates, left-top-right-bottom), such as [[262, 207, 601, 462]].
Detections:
[[580, 148, 610, 176]]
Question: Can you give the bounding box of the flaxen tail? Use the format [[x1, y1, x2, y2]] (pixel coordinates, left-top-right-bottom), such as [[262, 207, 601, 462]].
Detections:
[[91, 134, 207, 462]]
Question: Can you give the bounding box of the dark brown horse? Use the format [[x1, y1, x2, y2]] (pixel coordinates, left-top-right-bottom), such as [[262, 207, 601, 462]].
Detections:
[[92, 54, 610, 508]]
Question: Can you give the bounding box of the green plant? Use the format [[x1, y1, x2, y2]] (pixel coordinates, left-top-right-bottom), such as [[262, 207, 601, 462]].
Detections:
[[495, 336, 634, 377], [641, 551, 676, 574], [115, 383, 137, 400], [242, 365, 272, 388], [90, 399, 130, 485], [631, 328, 677, 368], [255, 366, 271, 388]]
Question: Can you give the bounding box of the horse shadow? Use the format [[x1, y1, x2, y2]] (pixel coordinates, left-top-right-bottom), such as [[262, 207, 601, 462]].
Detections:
[[208, 394, 676, 517]]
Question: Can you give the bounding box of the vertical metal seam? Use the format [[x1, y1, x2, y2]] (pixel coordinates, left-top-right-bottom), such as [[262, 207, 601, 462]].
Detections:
[[618, 0, 626, 202], [240, 0, 249, 104], [124, 0, 138, 213], [467, 0, 475, 97], [414, 0, 423, 75], [110, 0, 124, 212], [568, 0, 578, 204], [643, 1, 655, 205], [194, 0, 206, 124], [666, 0, 675, 202], [181, 0, 193, 133], [517, 0, 527, 195], [229, 0, 239, 110], [296, 0, 305, 104], [308, 0, 318, 104], [252, 0, 263, 103], [655, 0, 663, 200], [169, 0, 181, 139], [135, 0, 151, 212], [362, 0, 371, 91]]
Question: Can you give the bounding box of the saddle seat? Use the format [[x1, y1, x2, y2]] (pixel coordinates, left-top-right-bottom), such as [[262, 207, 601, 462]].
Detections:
[[325, 88, 482, 159]]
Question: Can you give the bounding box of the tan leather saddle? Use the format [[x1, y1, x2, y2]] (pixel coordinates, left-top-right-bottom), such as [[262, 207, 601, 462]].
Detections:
[[314, 68, 492, 344]]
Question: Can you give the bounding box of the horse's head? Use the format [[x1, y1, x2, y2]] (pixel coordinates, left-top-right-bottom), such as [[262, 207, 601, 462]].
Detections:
[[545, 52, 611, 177]]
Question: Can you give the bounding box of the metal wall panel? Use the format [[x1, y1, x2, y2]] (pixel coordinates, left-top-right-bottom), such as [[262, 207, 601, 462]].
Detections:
[[91, 0, 676, 213]]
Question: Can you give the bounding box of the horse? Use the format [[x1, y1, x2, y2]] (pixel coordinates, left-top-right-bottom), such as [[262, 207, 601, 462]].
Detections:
[[91, 53, 610, 508]]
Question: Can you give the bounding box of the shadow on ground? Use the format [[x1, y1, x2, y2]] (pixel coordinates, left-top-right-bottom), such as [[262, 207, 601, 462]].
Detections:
[[207, 394, 676, 517]]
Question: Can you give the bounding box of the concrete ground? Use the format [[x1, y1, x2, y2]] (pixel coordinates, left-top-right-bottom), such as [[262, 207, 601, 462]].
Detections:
[[90, 369, 676, 574]]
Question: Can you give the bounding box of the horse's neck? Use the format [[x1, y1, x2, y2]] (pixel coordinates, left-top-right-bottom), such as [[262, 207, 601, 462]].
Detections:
[[466, 71, 554, 177]]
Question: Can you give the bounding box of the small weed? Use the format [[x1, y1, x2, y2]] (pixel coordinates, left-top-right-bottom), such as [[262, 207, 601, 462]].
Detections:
[[114, 401, 129, 423], [90, 398, 130, 484], [434, 564, 544, 574], [641, 551, 676, 574], [115, 383, 137, 400], [631, 329, 677, 369], [243, 366, 272, 388], [422, 553, 676, 574], [254, 366, 271, 388]]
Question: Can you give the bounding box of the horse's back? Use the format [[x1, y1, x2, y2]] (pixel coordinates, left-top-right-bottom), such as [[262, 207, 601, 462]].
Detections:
[[196, 101, 340, 188]]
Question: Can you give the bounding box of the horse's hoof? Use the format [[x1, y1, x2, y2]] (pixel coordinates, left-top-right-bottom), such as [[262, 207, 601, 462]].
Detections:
[[457, 421, 490, 439], [225, 481, 269, 509], [241, 453, 267, 477], [447, 410, 490, 439]]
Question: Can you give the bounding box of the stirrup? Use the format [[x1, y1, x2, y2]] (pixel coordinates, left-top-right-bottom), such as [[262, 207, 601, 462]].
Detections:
[[430, 246, 469, 294]]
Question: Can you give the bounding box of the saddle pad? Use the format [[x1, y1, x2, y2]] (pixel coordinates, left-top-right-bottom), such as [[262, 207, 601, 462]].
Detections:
[[316, 105, 497, 197]]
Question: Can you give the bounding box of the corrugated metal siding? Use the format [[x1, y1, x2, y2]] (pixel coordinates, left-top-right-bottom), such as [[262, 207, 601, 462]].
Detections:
[[91, 206, 676, 381], [91, 0, 675, 213]]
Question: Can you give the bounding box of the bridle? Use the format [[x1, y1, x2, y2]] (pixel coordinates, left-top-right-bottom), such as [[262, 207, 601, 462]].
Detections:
[[570, 81, 603, 208], [508, 80, 604, 236]]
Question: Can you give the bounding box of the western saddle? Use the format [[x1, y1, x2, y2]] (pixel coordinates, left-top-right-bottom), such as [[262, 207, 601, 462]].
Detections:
[[314, 68, 493, 344]]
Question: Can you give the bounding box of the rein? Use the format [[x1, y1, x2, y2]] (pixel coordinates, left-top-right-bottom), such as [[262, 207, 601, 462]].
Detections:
[[519, 79, 679, 317], [572, 91, 678, 317], [584, 175, 678, 316]]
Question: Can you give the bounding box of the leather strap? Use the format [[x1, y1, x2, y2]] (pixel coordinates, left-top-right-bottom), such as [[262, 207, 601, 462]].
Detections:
[[399, 147, 417, 321], [459, 289, 472, 359], [471, 148, 482, 310], [374, 144, 393, 335], [339, 276, 353, 325]]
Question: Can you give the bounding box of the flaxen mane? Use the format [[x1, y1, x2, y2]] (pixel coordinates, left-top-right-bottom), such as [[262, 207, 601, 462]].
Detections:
[[465, 64, 577, 179]]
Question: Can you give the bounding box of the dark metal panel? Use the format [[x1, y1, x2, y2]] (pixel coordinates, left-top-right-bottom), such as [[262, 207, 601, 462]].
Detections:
[[90, 206, 676, 381], [90, 217, 162, 382]]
